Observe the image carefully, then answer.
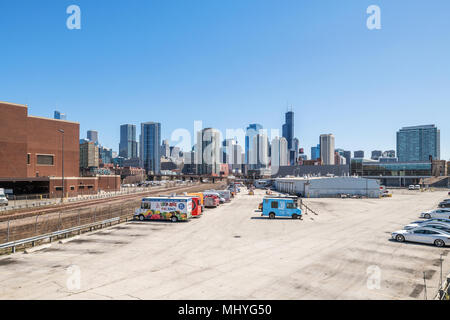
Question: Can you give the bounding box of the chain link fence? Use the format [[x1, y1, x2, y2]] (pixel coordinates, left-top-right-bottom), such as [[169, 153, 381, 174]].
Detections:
[[0, 200, 140, 245]]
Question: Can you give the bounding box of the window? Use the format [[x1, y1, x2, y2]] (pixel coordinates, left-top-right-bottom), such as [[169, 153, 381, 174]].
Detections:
[[55, 187, 63, 191], [414, 230, 425, 234], [286, 202, 296, 209], [141, 202, 150, 209], [37, 155, 54, 165], [70, 186, 75, 191], [271, 201, 278, 209], [27, 154, 31, 165]]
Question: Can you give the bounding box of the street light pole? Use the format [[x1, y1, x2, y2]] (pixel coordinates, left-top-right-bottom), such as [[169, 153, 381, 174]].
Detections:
[[58, 129, 65, 202]]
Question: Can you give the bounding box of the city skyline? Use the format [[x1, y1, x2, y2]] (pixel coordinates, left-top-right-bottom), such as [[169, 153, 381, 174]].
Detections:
[[1, 1, 449, 160]]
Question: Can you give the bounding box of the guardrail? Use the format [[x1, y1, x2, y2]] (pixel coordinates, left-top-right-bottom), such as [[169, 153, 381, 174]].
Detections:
[[0, 216, 126, 254]]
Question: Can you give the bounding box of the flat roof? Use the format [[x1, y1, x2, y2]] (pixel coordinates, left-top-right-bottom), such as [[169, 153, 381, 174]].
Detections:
[[28, 115, 79, 125], [0, 177, 50, 182], [0, 101, 27, 108], [142, 196, 192, 200]]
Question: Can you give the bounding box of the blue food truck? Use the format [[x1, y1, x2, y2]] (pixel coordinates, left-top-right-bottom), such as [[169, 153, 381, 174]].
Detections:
[[262, 197, 302, 219]]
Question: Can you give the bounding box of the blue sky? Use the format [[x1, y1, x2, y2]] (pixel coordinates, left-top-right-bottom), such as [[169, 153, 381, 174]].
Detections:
[[1, 0, 449, 159]]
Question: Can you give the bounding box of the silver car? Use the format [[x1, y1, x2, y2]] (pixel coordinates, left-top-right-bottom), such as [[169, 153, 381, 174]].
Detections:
[[0, 194, 8, 207], [392, 227, 450, 247], [420, 208, 450, 219], [405, 218, 450, 230]]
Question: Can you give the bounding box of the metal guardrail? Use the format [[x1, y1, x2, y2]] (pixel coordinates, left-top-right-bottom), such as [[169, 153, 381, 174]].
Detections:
[[0, 216, 123, 254]]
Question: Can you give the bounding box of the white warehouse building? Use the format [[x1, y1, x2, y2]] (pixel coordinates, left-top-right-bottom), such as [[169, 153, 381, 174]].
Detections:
[[274, 177, 382, 198]]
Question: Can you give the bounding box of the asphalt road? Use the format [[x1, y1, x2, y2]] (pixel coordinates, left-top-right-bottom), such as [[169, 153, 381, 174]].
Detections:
[[0, 188, 448, 300]]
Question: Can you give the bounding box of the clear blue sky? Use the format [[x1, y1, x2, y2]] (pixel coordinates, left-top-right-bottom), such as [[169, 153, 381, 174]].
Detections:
[[1, 0, 449, 159]]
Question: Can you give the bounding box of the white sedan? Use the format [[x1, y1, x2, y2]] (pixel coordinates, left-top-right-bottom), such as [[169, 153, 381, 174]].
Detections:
[[392, 227, 450, 247], [420, 209, 450, 219], [405, 219, 450, 230]]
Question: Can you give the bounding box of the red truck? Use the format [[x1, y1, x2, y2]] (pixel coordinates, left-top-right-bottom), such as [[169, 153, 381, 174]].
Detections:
[[190, 196, 203, 217], [204, 194, 220, 208]]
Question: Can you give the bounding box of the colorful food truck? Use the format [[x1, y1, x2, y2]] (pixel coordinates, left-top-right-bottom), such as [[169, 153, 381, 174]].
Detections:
[[188, 193, 204, 206], [134, 197, 192, 222], [262, 197, 302, 219]]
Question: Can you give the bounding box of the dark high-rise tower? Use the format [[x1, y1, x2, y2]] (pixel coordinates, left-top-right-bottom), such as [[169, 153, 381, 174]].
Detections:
[[282, 110, 294, 150], [141, 122, 161, 174], [119, 124, 137, 159]]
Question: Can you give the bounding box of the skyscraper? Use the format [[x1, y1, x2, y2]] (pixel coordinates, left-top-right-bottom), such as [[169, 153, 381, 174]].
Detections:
[[397, 125, 440, 162], [343, 151, 351, 166], [354, 150, 365, 158], [371, 150, 382, 160], [320, 134, 335, 165], [119, 124, 137, 159], [161, 139, 170, 158], [291, 137, 300, 165], [311, 144, 321, 160], [282, 110, 294, 150], [196, 128, 221, 175], [141, 122, 161, 174], [54, 110, 66, 120], [87, 130, 98, 145], [245, 124, 263, 164], [271, 136, 289, 174], [249, 132, 269, 169]]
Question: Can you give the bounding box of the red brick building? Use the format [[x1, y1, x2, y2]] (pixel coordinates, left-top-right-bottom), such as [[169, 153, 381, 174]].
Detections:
[[0, 101, 79, 178], [0, 101, 120, 196]]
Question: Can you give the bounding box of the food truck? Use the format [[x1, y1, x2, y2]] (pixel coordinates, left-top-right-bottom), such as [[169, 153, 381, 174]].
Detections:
[[134, 197, 192, 222], [190, 196, 203, 217], [262, 196, 302, 219], [204, 194, 220, 208], [188, 193, 204, 206]]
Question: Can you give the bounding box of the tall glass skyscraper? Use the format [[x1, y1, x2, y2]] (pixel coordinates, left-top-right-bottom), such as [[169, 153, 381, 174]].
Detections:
[[119, 124, 137, 159], [282, 111, 294, 150], [87, 130, 98, 145], [397, 125, 440, 162], [245, 124, 263, 164], [141, 122, 161, 174]]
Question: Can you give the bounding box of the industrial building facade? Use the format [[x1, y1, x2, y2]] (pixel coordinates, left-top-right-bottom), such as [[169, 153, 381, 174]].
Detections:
[[0, 101, 80, 179], [0, 101, 120, 196], [275, 177, 382, 198]]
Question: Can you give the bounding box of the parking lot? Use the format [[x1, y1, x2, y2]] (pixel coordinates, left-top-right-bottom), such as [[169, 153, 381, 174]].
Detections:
[[0, 188, 448, 300]]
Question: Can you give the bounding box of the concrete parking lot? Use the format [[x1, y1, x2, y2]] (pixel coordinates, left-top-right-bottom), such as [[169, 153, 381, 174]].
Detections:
[[0, 188, 449, 300]]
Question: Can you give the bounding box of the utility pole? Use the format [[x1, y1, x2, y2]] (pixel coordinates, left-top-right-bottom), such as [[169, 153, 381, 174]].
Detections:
[[440, 253, 444, 292], [423, 271, 428, 300], [58, 129, 65, 203]]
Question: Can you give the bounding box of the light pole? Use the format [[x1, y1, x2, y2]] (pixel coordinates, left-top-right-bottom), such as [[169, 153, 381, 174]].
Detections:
[[58, 129, 65, 202]]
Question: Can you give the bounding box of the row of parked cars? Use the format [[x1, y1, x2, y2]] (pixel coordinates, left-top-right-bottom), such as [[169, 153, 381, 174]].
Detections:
[[132, 183, 244, 222], [392, 198, 450, 247]]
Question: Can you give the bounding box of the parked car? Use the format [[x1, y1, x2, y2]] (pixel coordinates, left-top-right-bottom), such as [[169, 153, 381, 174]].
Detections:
[[392, 227, 450, 247], [415, 185, 421, 190], [420, 208, 450, 219], [404, 222, 450, 233], [204, 194, 220, 208], [408, 185, 415, 190], [0, 189, 8, 207], [405, 218, 450, 230], [438, 201, 450, 209]]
